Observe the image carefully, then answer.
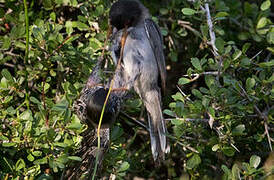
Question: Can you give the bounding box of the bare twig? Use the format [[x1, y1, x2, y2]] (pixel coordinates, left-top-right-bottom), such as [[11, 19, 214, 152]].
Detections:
[[3, 63, 15, 68], [177, 20, 201, 38], [181, 71, 219, 82], [4, 50, 20, 57], [176, 85, 192, 102], [264, 121, 273, 151], [250, 50, 263, 61], [183, 71, 219, 77], [204, 3, 218, 57], [165, 118, 209, 123], [202, 3, 223, 83], [121, 111, 149, 131]]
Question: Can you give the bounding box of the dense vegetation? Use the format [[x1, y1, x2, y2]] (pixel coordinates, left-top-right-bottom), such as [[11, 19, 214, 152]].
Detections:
[[0, 0, 273, 179]]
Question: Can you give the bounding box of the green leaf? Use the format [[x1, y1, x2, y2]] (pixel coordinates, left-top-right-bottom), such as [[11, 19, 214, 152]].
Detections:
[[43, 0, 53, 10], [178, 77, 191, 85], [32, 151, 42, 157], [2, 142, 16, 147], [246, 78, 256, 90], [16, 159, 25, 171], [117, 161, 130, 172], [163, 109, 176, 117], [212, 144, 220, 151], [2, 35, 11, 50], [232, 49, 242, 61], [50, 12, 56, 21], [30, 96, 41, 104], [186, 154, 201, 169], [52, 100, 68, 112], [215, 37, 225, 53], [222, 147, 235, 157], [258, 60, 274, 67], [257, 17, 267, 29], [261, 0, 271, 11], [182, 8, 196, 15], [171, 119, 183, 126], [1, 69, 14, 82], [232, 164, 240, 179], [170, 51, 178, 62], [34, 157, 48, 165], [20, 110, 33, 121], [160, 8, 168, 15], [191, 58, 202, 71], [242, 43, 251, 54], [267, 32, 274, 44], [250, 155, 261, 168], [232, 124, 246, 136], [215, 12, 229, 18], [27, 154, 35, 162], [72, 21, 89, 31], [192, 89, 203, 99], [221, 165, 231, 175], [68, 156, 82, 161]]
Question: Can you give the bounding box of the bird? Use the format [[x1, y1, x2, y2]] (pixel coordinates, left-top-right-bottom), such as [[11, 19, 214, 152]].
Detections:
[[73, 58, 124, 130], [109, 0, 169, 163], [71, 58, 126, 178]]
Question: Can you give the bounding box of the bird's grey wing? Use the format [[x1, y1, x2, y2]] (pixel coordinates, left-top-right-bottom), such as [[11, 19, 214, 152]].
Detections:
[[144, 19, 166, 92]]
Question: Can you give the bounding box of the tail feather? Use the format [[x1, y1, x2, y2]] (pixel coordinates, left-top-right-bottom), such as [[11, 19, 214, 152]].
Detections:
[[144, 89, 169, 162]]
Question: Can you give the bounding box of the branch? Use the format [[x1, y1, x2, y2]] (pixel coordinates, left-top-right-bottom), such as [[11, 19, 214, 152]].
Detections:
[[204, 3, 218, 57], [165, 118, 209, 123], [176, 85, 192, 102], [120, 111, 149, 131], [182, 71, 219, 82]]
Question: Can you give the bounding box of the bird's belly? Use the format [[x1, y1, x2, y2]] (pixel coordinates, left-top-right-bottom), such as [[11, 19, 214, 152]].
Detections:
[[122, 37, 159, 89]]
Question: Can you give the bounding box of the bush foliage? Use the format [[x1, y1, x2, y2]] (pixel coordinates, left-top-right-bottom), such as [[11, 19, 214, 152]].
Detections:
[[0, 0, 273, 179]]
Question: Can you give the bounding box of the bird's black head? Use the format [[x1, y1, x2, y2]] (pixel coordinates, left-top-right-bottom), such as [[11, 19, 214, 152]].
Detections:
[[109, 0, 142, 30], [86, 88, 116, 126]]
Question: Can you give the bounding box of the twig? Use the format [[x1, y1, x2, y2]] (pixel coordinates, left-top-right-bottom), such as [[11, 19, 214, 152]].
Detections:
[[250, 50, 263, 61], [182, 71, 219, 82], [183, 71, 219, 77], [4, 50, 20, 57], [177, 20, 201, 38], [264, 121, 273, 151], [3, 63, 15, 68], [48, 34, 79, 58], [165, 118, 209, 123], [204, 3, 218, 57], [121, 111, 149, 131], [177, 141, 199, 153], [176, 85, 192, 102], [202, 3, 223, 83]]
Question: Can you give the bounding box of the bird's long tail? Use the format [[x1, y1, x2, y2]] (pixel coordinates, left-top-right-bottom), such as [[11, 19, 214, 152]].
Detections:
[[144, 89, 169, 163]]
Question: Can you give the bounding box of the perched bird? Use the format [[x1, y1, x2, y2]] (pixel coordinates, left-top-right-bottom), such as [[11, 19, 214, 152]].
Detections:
[[109, 0, 169, 162]]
